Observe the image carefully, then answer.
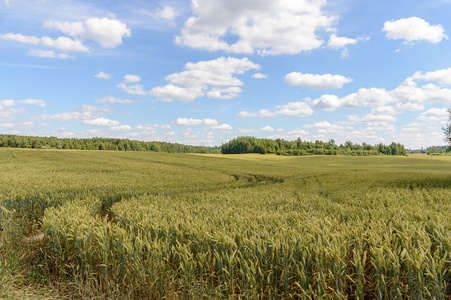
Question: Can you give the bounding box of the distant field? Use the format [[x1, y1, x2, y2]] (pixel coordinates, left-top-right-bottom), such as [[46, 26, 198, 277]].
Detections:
[[1, 148, 451, 299]]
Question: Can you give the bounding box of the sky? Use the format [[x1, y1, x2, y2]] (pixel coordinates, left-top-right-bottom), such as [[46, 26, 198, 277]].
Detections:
[[1, 0, 451, 149]]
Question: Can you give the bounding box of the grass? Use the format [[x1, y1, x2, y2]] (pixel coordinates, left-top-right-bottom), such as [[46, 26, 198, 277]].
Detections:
[[1, 148, 451, 298]]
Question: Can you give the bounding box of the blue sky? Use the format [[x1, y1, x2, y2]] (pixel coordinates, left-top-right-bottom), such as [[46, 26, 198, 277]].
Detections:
[[1, 0, 450, 149]]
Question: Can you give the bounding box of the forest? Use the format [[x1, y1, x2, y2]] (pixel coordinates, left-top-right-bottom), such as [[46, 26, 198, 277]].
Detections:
[[221, 136, 407, 156], [0, 134, 407, 156], [0, 134, 221, 154]]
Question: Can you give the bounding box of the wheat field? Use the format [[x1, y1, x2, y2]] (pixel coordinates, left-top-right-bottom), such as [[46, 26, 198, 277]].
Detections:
[[1, 148, 451, 299]]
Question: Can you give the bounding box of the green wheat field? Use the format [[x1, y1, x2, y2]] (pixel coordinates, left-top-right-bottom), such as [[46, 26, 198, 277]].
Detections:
[[1, 148, 451, 299]]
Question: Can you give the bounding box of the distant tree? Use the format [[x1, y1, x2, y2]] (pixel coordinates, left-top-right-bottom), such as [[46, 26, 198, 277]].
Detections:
[[443, 108, 451, 148]]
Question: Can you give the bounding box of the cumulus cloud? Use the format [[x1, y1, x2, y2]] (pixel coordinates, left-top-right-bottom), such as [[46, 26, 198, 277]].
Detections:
[[312, 68, 451, 111], [174, 118, 232, 131], [0, 33, 89, 52], [174, 118, 218, 126], [81, 105, 114, 113], [411, 68, 451, 86], [1, 98, 47, 107], [383, 17, 448, 44], [18, 99, 47, 107], [285, 72, 353, 89], [206, 86, 242, 99], [348, 113, 397, 126], [371, 106, 399, 115], [109, 124, 132, 132], [327, 34, 359, 49], [95, 96, 133, 104], [176, 0, 335, 55], [151, 84, 203, 102], [135, 124, 172, 130], [150, 57, 259, 102], [239, 101, 313, 118], [117, 83, 146, 95], [94, 71, 111, 79], [123, 74, 141, 83], [82, 117, 120, 126], [0, 123, 15, 128], [43, 17, 131, 48], [27, 49, 69, 59], [47, 111, 93, 122], [252, 73, 267, 79], [238, 126, 283, 133], [157, 6, 178, 21], [304, 121, 346, 132], [0, 99, 35, 120], [416, 107, 448, 122], [326, 34, 369, 57], [210, 124, 233, 131]]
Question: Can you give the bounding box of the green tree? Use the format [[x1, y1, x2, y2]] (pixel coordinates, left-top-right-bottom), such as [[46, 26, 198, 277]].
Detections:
[[443, 108, 451, 147]]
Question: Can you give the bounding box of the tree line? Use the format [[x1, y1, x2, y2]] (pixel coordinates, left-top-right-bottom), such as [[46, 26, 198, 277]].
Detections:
[[0, 134, 221, 154], [221, 136, 407, 156], [0, 134, 407, 156]]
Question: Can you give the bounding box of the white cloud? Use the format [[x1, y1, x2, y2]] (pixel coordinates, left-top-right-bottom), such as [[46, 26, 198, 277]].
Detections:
[[252, 73, 267, 79], [0, 33, 90, 52], [176, 0, 335, 55], [419, 107, 448, 117], [348, 113, 397, 125], [81, 105, 114, 113], [27, 49, 69, 59], [117, 83, 146, 95], [326, 34, 359, 49], [158, 6, 178, 21], [284, 128, 310, 137], [261, 125, 275, 132], [94, 71, 111, 79], [0, 98, 47, 107], [150, 57, 259, 102], [238, 109, 276, 117], [417, 107, 448, 122], [43, 17, 131, 48], [285, 72, 353, 89], [174, 118, 232, 131], [18, 99, 47, 107], [135, 124, 172, 130], [123, 74, 141, 83], [395, 131, 444, 149], [0, 33, 40, 44], [312, 68, 451, 111], [304, 121, 345, 132], [395, 102, 425, 111], [109, 125, 132, 132], [239, 101, 313, 118], [371, 106, 399, 115], [174, 118, 218, 126], [48, 111, 90, 122], [210, 124, 233, 131], [275, 101, 315, 117], [206, 86, 242, 99], [95, 96, 133, 104], [383, 17, 448, 44], [0, 99, 16, 107], [326, 34, 369, 57], [83, 117, 120, 126], [151, 84, 204, 102], [411, 68, 451, 85], [238, 126, 282, 133]]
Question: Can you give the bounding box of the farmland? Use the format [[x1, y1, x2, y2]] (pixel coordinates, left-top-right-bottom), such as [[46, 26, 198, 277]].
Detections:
[[1, 148, 451, 299]]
